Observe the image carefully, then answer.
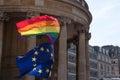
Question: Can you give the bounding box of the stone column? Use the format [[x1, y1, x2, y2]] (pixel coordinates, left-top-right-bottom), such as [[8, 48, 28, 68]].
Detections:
[[25, 36, 36, 80], [57, 17, 70, 80], [0, 12, 4, 73], [77, 27, 87, 80], [25, 11, 39, 80], [85, 32, 91, 80]]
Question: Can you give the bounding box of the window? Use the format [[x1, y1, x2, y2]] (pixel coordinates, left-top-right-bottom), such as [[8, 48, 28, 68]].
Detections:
[[90, 61, 97, 69], [90, 53, 97, 60], [90, 70, 98, 77], [111, 66, 114, 71], [68, 54, 76, 63], [101, 64, 103, 69], [98, 55, 101, 60], [68, 64, 76, 73], [68, 74, 76, 80]]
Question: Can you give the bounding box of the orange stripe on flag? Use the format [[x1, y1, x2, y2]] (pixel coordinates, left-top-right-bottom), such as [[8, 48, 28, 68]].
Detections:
[[18, 21, 60, 32]]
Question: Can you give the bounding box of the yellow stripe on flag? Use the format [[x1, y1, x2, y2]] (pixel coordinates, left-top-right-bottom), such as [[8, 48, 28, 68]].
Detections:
[[20, 27, 60, 35], [18, 21, 60, 32]]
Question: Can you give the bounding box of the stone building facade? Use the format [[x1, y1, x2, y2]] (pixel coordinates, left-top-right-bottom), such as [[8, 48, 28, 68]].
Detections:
[[97, 48, 111, 79], [111, 58, 120, 78], [68, 43, 77, 80], [102, 45, 120, 78], [89, 46, 98, 80], [0, 0, 92, 80], [93, 47, 110, 79]]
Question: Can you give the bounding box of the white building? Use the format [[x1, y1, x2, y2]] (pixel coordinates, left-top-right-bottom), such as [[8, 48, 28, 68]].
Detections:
[[89, 46, 98, 80], [68, 43, 77, 80], [94, 46, 111, 80], [111, 58, 120, 78]]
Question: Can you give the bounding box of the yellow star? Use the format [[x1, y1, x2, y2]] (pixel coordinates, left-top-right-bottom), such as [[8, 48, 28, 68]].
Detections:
[[38, 69, 42, 73], [46, 69, 49, 73], [40, 47, 44, 51], [34, 51, 38, 55], [46, 49, 50, 52], [33, 64, 37, 67], [33, 68, 36, 71], [51, 53, 53, 57], [32, 57, 37, 62]]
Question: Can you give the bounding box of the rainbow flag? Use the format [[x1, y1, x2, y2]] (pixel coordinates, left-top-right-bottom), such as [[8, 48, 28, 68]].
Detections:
[[16, 15, 60, 43]]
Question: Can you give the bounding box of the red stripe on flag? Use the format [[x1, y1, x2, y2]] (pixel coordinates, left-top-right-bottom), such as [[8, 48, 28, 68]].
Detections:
[[16, 15, 58, 29]]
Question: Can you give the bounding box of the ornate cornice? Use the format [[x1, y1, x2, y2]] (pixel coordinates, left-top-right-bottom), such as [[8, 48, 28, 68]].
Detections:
[[75, 23, 86, 33], [57, 16, 72, 26], [0, 5, 91, 25], [75, 25, 91, 40]]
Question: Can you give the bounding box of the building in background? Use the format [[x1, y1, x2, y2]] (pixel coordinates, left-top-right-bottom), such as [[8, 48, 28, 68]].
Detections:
[[89, 46, 98, 80], [95, 47, 111, 80], [102, 45, 120, 78], [68, 43, 77, 80], [111, 58, 119, 78], [90, 45, 120, 80], [102, 45, 120, 58]]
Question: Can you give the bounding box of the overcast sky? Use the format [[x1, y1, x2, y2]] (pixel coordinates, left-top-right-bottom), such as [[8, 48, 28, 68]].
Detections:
[[85, 0, 120, 47]]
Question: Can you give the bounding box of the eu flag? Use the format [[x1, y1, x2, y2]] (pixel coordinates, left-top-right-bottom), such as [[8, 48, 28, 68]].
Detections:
[[16, 43, 54, 78]]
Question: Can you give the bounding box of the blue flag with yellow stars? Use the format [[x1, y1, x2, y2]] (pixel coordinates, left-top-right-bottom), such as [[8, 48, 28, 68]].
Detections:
[[16, 43, 54, 78]]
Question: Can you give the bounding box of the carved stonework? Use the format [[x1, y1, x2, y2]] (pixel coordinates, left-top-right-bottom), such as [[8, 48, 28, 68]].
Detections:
[[75, 24, 87, 33], [57, 16, 72, 26], [85, 32, 91, 40], [26, 11, 40, 19], [0, 12, 9, 21], [80, 27, 86, 33]]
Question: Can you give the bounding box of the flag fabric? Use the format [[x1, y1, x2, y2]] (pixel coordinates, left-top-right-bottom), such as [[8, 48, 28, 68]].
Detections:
[[28, 60, 53, 78], [16, 43, 54, 78], [16, 15, 60, 79], [16, 15, 60, 43]]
